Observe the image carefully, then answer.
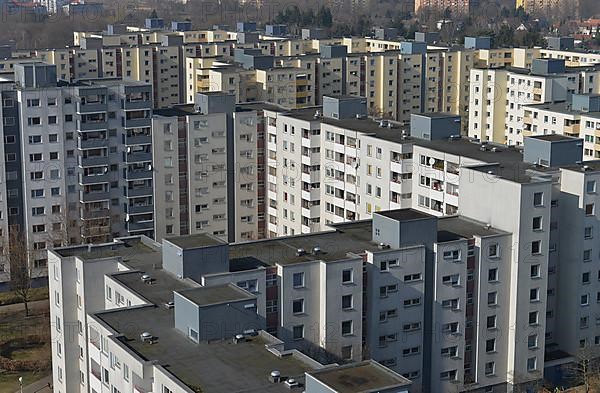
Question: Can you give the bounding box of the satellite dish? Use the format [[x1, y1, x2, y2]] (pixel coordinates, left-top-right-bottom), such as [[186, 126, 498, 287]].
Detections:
[[428, 158, 436, 166]]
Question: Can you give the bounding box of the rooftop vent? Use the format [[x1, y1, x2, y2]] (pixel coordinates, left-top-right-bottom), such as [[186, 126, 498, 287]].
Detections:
[[243, 329, 257, 336], [165, 301, 174, 309], [313, 110, 321, 118], [583, 165, 590, 171], [449, 135, 461, 141], [140, 332, 154, 342], [356, 113, 367, 119], [296, 248, 306, 257], [378, 242, 390, 250], [234, 334, 245, 344], [484, 223, 492, 230], [491, 147, 498, 152], [378, 120, 389, 128], [270, 370, 281, 383], [312, 246, 321, 255], [285, 378, 299, 388], [141, 274, 154, 284], [487, 171, 494, 175]]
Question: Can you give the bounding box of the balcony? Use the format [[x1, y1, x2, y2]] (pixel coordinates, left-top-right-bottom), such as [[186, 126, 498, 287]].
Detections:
[[126, 187, 153, 198], [79, 173, 111, 185], [123, 117, 151, 128], [78, 137, 107, 149], [125, 134, 152, 145], [81, 225, 111, 238], [127, 204, 153, 215], [125, 169, 153, 180], [77, 102, 107, 114], [126, 152, 152, 163], [80, 156, 109, 167], [81, 209, 111, 220], [78, 120, 108, 131], [80, 191, 110, 202], [122, 99, 151, 111], [128, 220, 154, 231]]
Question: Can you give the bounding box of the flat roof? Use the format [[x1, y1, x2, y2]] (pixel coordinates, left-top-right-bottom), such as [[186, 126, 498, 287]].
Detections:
[[54, 237, 162, 269], [413, 137, 557, 184], [165, 233, 225, 249], [413, 112, 460, 119], [437, 216, 506, 242], [525, 101, 600, 119], [308, 361, 411, 393], [561, 160, 600, 173], [176, 284, 254, 306], [376, 209, 431, 221], [528, 134, 578, 142], [322, 116, 408, 136], [111, 270, 194, 305], [96, 306, 314, 392], [228, 220, 380, 266]]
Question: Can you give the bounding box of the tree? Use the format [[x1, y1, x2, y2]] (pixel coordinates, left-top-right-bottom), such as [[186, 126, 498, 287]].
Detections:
[[563, 346, 600, 392], [5, 228, 36, 317]]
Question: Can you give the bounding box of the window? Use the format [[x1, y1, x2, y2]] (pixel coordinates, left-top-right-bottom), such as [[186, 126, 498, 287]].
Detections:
[[442, 298, 459, 310], [581, 294, 589, 306], [533, 192, 544, 206], [292, 299, 304, 314], [402, 346, 420, 356], [342, 269, 353, 284], [488, 292, 498, 306], [403, 297, 421, 307], [292, 325, 304, 340], [341, 320, 353, 336], [585, 227, 593, 239], [440, 370, 457, 381], [530, 288, 540, 302], [443, 250, 461, 261], [441, 346, 458, 357], [379, 284, 398, 298], [586, 204, 595, 216], [292, 272, 305, 288], [442, 322, 459, 334], [527, 357, 537, 371], [531, 241, 541, 255], [487, 315, 496, 329], [587, 181, 597, 194], [529, 311, 538, 325], [532, 216, 542, 231], [528, 334, 538, 349], [342, 295, 353, 310], [488, 268, 498, 282], [485, 361, 495, 376], [236, 279, 258, 293], [404, 273, 422, 282], [442, 274, 460, 286], [486, 338, 496, 353], [488, 243, 499, 258], [531, 264, 540, 278]]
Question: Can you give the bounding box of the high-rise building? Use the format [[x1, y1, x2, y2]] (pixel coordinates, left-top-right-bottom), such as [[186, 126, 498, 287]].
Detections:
[[0, 62, 154, 280]]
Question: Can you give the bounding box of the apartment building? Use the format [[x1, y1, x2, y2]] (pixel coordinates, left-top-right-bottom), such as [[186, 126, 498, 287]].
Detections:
[[0, 63, 154, 283], [48, 219, 420, 392], [414, 0, 473, 14], [50, 195, 559, 393], [152, 92, 264, 242], [523, 94, 600, 160], [469, 59, 600, 146]]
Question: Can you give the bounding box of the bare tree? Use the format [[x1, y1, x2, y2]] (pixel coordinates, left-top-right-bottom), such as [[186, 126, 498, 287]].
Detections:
[[563, 346, 600, 393], [5, 227, 36, 317]]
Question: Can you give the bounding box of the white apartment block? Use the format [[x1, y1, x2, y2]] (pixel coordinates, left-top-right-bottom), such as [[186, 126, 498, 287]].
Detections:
[[0, 63, 154, 285], [151, 93, 263, 242], [469, 59, 600, 146], [523, 94, 600, 160]]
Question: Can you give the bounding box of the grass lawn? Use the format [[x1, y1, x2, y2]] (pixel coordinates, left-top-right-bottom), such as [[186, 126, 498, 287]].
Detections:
[[0, 287, 48, 306], [0, 370, 50, 392], [0, 306, 51, 391]]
